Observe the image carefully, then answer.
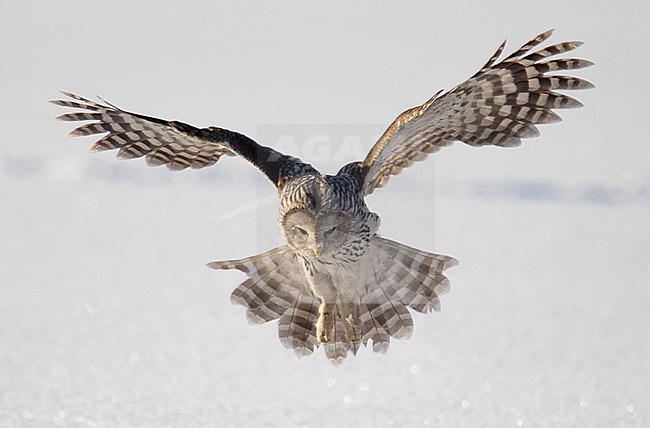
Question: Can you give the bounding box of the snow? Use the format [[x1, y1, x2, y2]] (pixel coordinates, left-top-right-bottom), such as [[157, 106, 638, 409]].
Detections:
[[2, 1, 649, 426], [1, 175, 648, 426]]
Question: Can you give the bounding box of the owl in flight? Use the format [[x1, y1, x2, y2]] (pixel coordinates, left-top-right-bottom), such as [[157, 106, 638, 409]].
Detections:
[[53, 30, 592, 365]]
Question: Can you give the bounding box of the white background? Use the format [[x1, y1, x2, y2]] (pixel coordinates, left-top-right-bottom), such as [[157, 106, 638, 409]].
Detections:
[[1, 1, 649, 426]]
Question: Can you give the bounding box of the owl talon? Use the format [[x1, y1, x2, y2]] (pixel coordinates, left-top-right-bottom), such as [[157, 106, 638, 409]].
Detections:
[[344, 314, 360, 343], [318, 324, 332, 343], [339, 303, 361, 343], [317, 303, 335, 343]]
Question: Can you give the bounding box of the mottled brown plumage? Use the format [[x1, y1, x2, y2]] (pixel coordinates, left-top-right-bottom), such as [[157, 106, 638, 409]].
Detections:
[[52, 30, 592, 365], [362, 29, 593, 194]]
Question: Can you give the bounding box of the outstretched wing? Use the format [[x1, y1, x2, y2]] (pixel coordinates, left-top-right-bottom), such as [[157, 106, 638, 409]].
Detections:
[[361, 29, 594, 195], [51, 92, 316, 187]]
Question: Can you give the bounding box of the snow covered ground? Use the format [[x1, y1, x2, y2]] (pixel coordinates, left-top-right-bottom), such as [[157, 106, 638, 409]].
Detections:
[[1, 173, 648, 427], [2, 2, 649, 426]]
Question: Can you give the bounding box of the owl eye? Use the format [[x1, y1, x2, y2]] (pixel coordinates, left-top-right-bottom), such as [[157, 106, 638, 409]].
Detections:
[[294, 226, 308, 236], [324, 226, 337, 237]]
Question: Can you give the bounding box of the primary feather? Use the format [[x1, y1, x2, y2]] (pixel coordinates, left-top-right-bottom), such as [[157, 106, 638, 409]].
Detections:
[[361, 29, 593, 194]]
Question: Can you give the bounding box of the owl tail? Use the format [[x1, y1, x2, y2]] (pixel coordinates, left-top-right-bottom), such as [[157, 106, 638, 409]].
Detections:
[[358, 237, 458, 356], [208, 246, 321, 358], [208, 239, 458, 366]]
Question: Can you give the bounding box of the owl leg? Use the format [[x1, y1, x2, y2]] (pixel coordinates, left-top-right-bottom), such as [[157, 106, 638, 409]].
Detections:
[[307, 272, 337, 343], [316, 301, 335, 342], [339, 303, 360, 343]]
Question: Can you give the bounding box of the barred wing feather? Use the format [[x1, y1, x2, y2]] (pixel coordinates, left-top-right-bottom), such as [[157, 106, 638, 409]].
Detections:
[[52, 92, 312, 186], [362, 29, 593, 195]]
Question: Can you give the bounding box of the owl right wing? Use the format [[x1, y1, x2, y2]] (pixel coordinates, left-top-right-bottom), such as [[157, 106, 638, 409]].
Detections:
[[360, 29, 594, 195], [51, 92, 316, 188]]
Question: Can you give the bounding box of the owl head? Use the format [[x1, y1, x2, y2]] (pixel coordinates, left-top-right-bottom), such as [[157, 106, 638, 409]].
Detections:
[[278, 176, 356, 258], [281, 209, 352, 258]]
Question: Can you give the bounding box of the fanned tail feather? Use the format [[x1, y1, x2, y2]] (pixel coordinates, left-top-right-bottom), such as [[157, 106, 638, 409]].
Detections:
[[359, 303, 391, 353], [357, 237, 457, 355], [323, 317, 357, 366], [209, 246, 302, 324], [209, 238, 457, 366], [209, 247, 330, 360], [278, 289, 320, 357], [379, 238, 457, 314]]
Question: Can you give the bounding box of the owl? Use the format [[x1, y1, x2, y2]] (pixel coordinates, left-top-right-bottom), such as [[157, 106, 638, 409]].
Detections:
[[53, 30, 592, 365]]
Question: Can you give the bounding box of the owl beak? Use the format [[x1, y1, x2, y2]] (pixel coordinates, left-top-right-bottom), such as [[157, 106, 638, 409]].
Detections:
[[312, 248, 322, 257]]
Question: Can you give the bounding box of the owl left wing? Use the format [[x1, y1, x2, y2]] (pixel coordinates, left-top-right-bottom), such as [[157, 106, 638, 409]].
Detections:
[[51, 92, 315, 187], [360, 29, 593, 195]]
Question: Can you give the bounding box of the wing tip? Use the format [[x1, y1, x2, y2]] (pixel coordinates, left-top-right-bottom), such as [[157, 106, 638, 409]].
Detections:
[[68, 128, 86, 137], [207, 261, 224, 270], [541, 28, 555, 39], [580, 59, 595, 69]]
